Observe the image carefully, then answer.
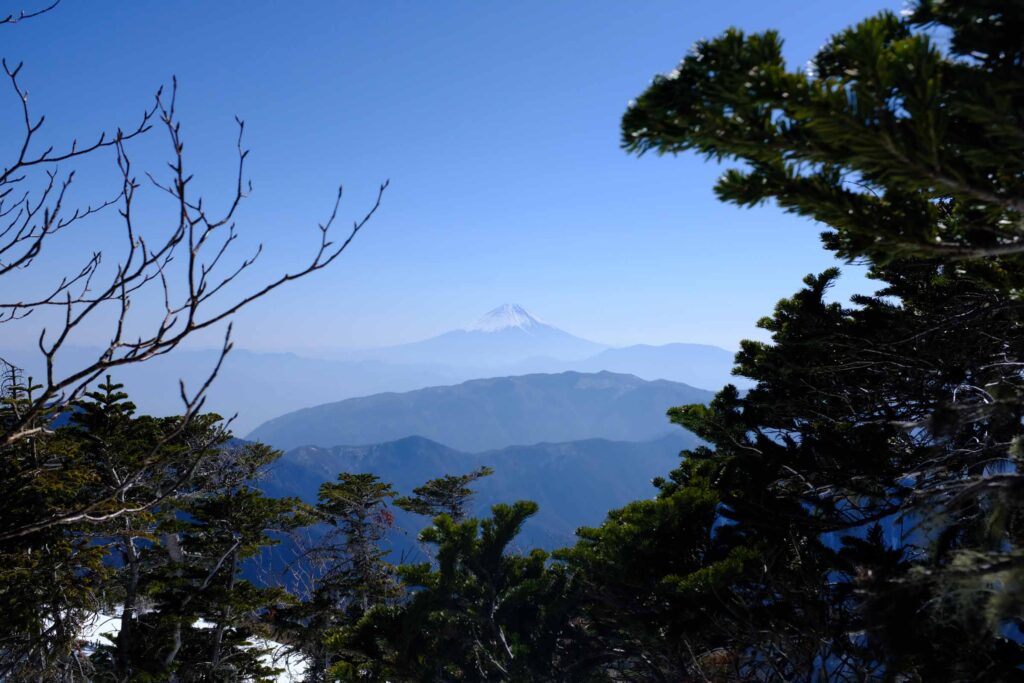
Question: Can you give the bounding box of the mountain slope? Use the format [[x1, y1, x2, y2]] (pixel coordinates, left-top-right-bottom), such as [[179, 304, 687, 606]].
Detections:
[[570, 343, 744, 392], [258, 432, 696, 552], [246, 371, 713, 451], [0, 346, 473, 435], [0, 307, 739, 433], [358, 304, 606, 367]]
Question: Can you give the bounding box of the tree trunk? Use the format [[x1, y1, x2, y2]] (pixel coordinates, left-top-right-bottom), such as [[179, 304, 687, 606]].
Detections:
[[114, 528, 141, 677], [210, 547, 238, 672], [161, 532, 186, 681]]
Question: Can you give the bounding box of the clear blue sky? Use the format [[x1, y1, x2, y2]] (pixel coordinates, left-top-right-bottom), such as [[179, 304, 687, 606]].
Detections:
[[2, 0, 902, 352]]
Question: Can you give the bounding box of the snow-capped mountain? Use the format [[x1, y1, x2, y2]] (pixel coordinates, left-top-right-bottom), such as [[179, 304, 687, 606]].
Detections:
[[362, 304, 606, 367], [466, 303, 544, 332], [1, 305, 739, 434]]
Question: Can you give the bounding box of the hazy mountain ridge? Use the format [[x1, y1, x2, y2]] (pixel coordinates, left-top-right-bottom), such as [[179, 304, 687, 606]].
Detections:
[[258, 431, 697, 553], [0, 305, 741, 433], [338, 303, 607, 367], [0, 346, 470, 434], [566, 342, 740, 393], [246, 370, 714, 452]]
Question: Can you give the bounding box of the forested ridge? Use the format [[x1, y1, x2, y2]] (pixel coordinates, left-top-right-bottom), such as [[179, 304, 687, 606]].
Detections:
[[4, 1, 1024, 680]]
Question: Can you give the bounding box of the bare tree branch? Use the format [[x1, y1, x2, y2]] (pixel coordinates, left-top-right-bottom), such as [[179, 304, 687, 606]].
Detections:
[[0, 71, 387, 539], [0, 0, 59, 26]]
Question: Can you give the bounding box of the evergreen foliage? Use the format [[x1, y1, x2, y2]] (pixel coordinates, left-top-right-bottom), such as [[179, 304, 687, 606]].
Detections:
[[0, 377, 311, 681], [336, 500, 574, 682], [394, 466, 494, 521], [556, 262, 1024, 679], [271, 473, 401, 682], [0, 374, 106, 679], [580, 0, 1024, 677], [2, 2, 1023, 681], [622, 2, 1024, 268]]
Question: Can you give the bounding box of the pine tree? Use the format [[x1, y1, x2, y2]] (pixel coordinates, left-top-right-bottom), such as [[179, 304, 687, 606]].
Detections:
[[553, 262, 1024, 679], [0, 376, 289, 680], [395, 467, 493, 522], [337, 501, 574, 682], [0, 371, 105, 679], [119, 441, 308, 682], [273, 473, 400, 682], [64, 378, 185, 679], [0, 374, 306, 681], [559, 2, 1024, 678], [622, 3, 1024, 270]]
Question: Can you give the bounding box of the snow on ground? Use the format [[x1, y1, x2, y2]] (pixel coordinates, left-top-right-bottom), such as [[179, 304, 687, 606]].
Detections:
[[79, 611, 308, 682]]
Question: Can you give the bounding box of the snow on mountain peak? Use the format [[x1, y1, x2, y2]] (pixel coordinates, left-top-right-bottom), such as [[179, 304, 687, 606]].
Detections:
[[467, 304, 544, 332]]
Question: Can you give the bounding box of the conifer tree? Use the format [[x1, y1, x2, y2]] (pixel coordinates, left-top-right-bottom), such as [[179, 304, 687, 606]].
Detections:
[[0, 5, 385, 671], [0, 375, 284, 680], [394, 466, 493, 522], [622, 3, 1024, 269], [84, 437, 310, 681], [562, 2, 1024, 677], [0, 371, 105, 679], [68, 377, 171, 680], [337, 501, 574, 682], [274, 473, 400, 682]]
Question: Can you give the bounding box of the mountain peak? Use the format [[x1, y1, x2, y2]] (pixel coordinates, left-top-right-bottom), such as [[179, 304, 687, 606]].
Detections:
[[466, 304, 543, 332]]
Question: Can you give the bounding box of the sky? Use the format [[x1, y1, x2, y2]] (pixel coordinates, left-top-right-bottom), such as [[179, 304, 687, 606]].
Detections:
[[2, 0, 904, 353]]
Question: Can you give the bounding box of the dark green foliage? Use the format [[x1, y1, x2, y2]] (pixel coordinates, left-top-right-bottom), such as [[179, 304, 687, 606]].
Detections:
[[0, 375, 230, 680], [623, 2, 1024, 271], [0, 375, 105, 679], [499, 257, 1022, 680], [260, 433, 696, 552], [336, 501, 576, 682], [271, 473, 401, 682], [315, 473, 400, 617], [564, 262, 1024, 679], [556, 455, 755, 680], [6, 3, 1024, 681], [325, 463, 578, 681], [394, 466, 493, 521], [146, 451, 309, 682], [0, 374, 310, 681], [535, 1, 1024, 679]]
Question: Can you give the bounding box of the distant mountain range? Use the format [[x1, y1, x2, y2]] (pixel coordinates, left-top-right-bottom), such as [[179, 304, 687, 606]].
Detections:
[[561, 343, 738, 396], [346, 304, 607, 367], [258, 432, 697, 554], [0, 305, 743, 433], [247, 370, 714, 451]]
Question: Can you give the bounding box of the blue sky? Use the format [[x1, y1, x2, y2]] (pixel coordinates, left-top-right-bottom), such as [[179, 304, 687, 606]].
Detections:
[[3, 0, 902, 352]]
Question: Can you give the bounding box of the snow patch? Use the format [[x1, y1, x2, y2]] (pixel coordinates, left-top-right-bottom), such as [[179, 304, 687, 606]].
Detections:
[[78, 611, 308, 682], [466, 304, 544, 332]]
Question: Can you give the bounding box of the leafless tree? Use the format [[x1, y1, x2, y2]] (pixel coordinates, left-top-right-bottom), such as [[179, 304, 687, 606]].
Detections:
[[0, 1, 387, 540]]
